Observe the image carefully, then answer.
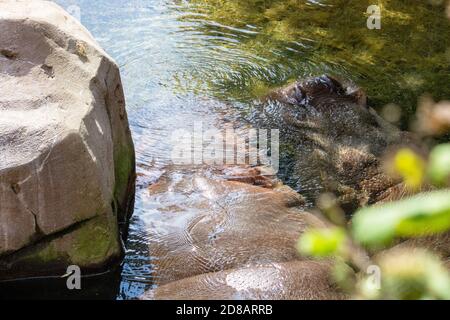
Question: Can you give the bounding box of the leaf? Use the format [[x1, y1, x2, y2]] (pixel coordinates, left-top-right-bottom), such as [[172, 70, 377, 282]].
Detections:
[[297, 227, 348, 258], [372, 249, 450, 300], [352, 190, 450, 247], [428, 143, 450, 187], [394, 148, 425, 190]]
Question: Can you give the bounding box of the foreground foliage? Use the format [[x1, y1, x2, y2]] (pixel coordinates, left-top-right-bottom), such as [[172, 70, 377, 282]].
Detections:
[[299, 99, 450, 299]]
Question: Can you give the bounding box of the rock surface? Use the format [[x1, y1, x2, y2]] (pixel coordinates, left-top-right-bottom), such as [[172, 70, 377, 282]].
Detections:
[[0, 0, 135, 280]]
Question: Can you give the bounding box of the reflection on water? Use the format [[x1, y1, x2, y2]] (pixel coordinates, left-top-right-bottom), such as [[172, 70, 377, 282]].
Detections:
[[18, 0, 447, 299]]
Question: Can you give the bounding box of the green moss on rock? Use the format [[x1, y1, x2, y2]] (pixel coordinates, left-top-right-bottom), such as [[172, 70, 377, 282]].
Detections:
[[0, 215, 122, 280], [13, 242, 60, 266], [114, 143, 134, 202], [68, 214, 121, 266]]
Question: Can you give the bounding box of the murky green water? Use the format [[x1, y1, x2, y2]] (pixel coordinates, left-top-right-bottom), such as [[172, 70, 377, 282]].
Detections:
[[2, 0, 448, 299], [172, 0, 450, 113]]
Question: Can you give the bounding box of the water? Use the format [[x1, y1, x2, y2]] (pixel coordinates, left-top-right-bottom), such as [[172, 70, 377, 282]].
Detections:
[[3, 0, 449, 299]]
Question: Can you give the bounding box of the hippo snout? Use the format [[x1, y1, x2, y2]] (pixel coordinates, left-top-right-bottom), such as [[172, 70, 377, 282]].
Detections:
[[299, 75, 367, 107], [267, 75, 367, 108]]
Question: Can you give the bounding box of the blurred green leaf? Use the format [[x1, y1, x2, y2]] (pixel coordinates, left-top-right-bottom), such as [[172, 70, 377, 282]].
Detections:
[[332, 260, 356, 294], [394, 148, 425, 190], [297, 227, 348, 258], [370, 249, 450, 300], [352, 190, 450, 247], [428, 143, 450, 187]]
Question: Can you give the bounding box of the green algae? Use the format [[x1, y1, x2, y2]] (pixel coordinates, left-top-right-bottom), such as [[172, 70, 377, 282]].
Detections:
[[113, 141, 135, 223], [68, 215, 121, 266], [172, 0, 450, 120], [4, 215, 121, 271], [31, 242, 59, 264], [114, 144, 133, 198]]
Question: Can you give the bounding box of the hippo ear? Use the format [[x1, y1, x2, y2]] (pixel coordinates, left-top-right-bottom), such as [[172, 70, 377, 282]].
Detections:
[[315, 75, 346, 94], [347, 87, 367, 108], [325, 75, 346, 93]]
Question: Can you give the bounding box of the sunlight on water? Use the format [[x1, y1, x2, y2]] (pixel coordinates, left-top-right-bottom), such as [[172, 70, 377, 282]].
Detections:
[[51, 0, 449, 299]]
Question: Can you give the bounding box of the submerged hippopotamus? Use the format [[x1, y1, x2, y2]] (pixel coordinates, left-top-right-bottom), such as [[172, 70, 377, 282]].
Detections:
[[139, 166, 332, 276], [139, 165, 352, 300], [144, 260, 348, 300], [256, 75, 417, 212], [141, 75, 442, 300]]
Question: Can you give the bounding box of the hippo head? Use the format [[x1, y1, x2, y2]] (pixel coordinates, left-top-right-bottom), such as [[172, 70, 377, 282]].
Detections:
[[259, 75, 410, 213]]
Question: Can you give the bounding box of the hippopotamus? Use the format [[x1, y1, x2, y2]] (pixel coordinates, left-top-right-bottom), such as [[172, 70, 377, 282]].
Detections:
[[143, 260, 349, 300], [139, 166, 331, 282], [254, 75, 418, 212], [139, 165, 352, 299], [140, 75, 443, 300]]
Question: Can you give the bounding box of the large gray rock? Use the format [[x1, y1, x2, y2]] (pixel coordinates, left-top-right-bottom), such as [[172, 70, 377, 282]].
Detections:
[[0, 0, 135, 280]]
